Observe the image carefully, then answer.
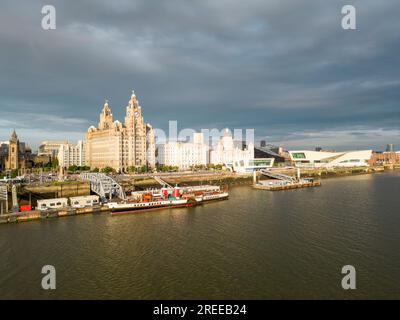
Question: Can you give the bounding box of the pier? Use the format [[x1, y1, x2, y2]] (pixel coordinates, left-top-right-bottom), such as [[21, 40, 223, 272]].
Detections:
[[0, 205, 110, 224], [253, 168, 322, 191], [253, 180, 321, 191]]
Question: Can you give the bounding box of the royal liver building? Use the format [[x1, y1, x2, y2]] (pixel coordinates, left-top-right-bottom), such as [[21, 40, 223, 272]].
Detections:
[[86, 91, 156, 172]]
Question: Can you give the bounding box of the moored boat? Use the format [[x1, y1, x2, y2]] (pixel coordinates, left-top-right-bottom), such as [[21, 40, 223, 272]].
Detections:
[[108, 198, 197, 215], [108, 184, 229, 215], [201, 192, 229, 202]]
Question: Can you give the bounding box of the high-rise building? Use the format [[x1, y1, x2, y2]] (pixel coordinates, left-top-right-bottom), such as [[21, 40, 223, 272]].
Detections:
[[58, 140, 86, 168], [38, 140, 69, 158], [146, 124, 156, 169], [157, 133, 208, 170], [86, 91, 155, 172], [386, 144, 395, 152], [210, 129, 254, 165]]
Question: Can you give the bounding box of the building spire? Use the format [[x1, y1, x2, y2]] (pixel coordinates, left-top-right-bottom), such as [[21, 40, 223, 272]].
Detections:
[[11, 129, 18, 140], [131, 90, 136, 98]]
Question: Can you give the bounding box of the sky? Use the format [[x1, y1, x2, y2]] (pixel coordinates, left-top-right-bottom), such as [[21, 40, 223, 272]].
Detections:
[[0, 0, 399, 151]]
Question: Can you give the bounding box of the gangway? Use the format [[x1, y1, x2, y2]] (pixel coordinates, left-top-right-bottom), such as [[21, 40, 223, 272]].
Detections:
[[259, 169, 297, 182], [152, 176, 173, 188], [80, 173, 126, 201]]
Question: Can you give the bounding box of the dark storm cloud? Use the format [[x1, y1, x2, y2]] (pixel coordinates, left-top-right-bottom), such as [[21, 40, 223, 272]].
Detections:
[[0, 0, 399, 150]]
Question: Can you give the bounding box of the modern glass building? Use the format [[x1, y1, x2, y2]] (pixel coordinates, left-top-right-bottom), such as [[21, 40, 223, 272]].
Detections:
[[227, 158, 275, 173]]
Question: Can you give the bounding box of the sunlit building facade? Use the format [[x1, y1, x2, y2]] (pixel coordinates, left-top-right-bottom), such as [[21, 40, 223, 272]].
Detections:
[[85, 91, 155, 172], [58, 140, 86, 168], [210, 129, 254, 166], [157, 133, 208, 170], [289, 150, 373, 168]]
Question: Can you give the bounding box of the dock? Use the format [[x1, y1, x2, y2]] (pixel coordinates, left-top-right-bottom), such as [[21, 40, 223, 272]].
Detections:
[[253, 169, 322, 191], [0, 205, 110, 224], [254, 180, 321, 191]]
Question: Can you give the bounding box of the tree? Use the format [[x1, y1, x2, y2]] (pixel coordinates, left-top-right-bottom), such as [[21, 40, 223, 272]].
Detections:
[[139, 165, 148, 173], [11, 169, 18, 178], [101, 166, 115, 174], [68, 165, 79, 173], [51, 158, 59, 169], [207, 164, 223, 171]]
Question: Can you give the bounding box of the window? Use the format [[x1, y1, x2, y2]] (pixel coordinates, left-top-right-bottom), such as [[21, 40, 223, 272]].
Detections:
[[292, 153, 306, 159]]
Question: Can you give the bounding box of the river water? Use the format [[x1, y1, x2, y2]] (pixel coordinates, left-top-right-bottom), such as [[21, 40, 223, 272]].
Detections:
[[1, 172, 399, 299]]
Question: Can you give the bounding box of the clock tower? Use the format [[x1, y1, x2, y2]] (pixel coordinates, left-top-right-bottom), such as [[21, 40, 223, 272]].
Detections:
[[7, 129, 19, 171], [124, 90, 147, 169]]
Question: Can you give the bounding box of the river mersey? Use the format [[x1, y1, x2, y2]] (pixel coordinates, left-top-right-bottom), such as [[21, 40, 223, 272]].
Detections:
[[1, 172, 399, 299]]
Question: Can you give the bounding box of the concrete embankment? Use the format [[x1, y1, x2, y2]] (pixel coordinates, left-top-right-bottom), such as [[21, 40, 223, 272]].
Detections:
[[122, 166, 394, 190], [120, 173, 254, 191], [1, 181, 91, 212], [272, 166, 387, 179], [0, 205, 109, 224], [23, 181, 90, 198]]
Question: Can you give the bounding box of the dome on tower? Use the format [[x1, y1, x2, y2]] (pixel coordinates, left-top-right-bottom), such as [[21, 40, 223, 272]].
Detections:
[[223, 128, 232, 137]]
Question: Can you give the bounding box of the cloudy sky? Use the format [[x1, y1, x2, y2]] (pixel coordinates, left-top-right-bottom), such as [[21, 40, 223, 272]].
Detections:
[[1, 0, 399, 151]]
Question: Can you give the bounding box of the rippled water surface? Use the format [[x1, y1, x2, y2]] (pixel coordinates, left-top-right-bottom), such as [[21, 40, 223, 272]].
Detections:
[[1, 172, 400, 299]]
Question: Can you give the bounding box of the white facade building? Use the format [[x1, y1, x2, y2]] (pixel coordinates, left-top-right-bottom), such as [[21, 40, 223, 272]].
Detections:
[[157, 133, 208, 170], [58, 140, 86, 168], [210, 129, 254, 166], [38, 141, 69, 158], [227, 158, 275, 173], [146, 124, 156, 169], [289, 150, 373, 168]]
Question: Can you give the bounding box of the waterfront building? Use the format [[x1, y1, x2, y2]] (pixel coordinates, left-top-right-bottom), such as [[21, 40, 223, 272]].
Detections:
[[254, 143, 285, 163], [370, 150, 400, 166], [0, 130, 34, 171], [226, 158, 275, 173], [58, 140, 86, 168], [7, 130, 19, 170], [38, 140, 69, 158], [85, 91, 155, 172], [210, 129, 254, 166], [0, 142, 8, 171], [146, 124, 156, 169], [386, 144, 395, 152], [157, 133, 208, 170], [288, 150, 373, 168]]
